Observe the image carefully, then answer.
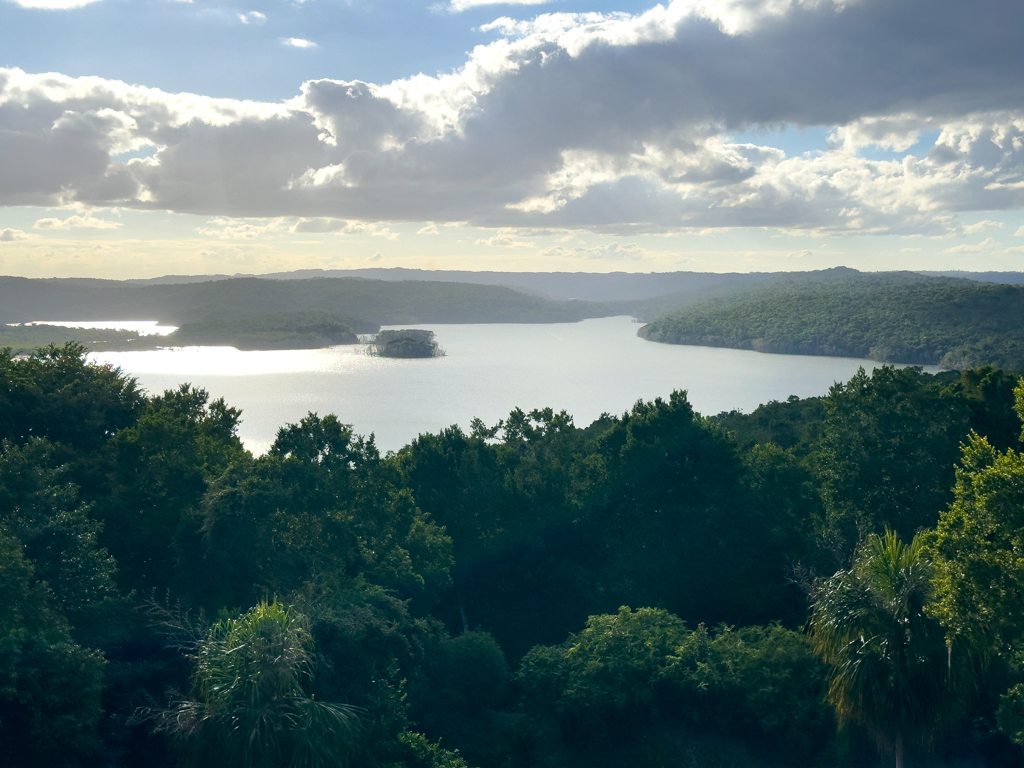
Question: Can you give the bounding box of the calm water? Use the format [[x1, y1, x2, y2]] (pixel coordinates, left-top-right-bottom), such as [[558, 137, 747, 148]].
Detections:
[[88, 316, 940, 454]]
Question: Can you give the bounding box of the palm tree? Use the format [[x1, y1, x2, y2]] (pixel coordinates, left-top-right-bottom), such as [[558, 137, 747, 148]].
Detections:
[[810, 530, 975, 768], [155, 601, 359, 768]]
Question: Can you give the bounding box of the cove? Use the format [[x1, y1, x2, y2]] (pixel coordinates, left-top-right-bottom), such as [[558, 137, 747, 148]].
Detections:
[[89, 315, 941, 453]]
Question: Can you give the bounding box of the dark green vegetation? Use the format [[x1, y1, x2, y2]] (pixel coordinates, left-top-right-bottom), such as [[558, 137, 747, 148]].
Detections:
[[3, 342, 1024, 768], [0, 275, 614, 327], [168, 312, 365, 350], [0, 323, 155, 355], [2, 313, 369, 353], [370, 329, 444, 358], [639, 269, 1024, 370]]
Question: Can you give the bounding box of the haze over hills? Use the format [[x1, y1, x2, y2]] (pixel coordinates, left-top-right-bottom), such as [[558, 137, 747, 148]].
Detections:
[[918, 271, 1024, 284], [120, 267, 1024, 301], [0, 275, 616, 326], [123, 268, 781, 302]]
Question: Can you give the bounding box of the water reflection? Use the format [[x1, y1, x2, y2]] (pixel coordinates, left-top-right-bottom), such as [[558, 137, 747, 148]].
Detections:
[[90, 316, 941, 454], [33, 319, 178, 336]]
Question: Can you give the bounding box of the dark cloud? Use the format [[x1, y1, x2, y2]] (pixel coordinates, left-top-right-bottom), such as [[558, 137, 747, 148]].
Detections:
[[1, 0, 1023, 232]]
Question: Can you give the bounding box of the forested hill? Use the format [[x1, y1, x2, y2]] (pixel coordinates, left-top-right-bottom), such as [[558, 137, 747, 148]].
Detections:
[[0, 275, 617, 326], [124, 268, 781, 302], [639, 269, 1024, 370]]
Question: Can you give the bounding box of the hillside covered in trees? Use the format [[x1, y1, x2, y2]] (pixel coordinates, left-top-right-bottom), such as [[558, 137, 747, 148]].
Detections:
[[0, 275, 615, 327], [167, 312, 366, 350], [639, 269, 1024, 370], [3, 344, 1024, 768]]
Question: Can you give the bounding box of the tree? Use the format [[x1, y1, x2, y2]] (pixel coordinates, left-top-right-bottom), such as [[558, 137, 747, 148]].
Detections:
[[812, 367, 971, 557], [154, 601, 360, 768], [193, 413, 452, 611], [0, 438, 119, 643], [102, 384, 245, 592], [810, 531, 976, 768], [0, 343, 143, 456], [0, 526, 106, 767], [930, 379, 1024, 746]]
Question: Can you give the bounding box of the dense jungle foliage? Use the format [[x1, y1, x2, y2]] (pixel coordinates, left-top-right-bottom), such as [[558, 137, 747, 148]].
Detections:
[[3, 343, 1024, 768], [639, 269, 1024, 370]]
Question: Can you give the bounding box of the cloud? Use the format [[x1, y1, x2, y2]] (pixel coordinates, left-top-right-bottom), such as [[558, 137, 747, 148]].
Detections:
[[475, 232, 532, 247], [1015, 225, 1024, 237], [196, 218, 286, 239], [0, 228, 31, 241], [448, 0, 549, 13], [283, 37, 316, 48], [291, 219, 398, 238], [6, 0, 101, 8], [539, 242, 646, 260], [942, 238, 1001, 254], [417, 222, 439, 234], [239, 11, 266, 24], [2, 0, 1024, 236], [962, 220, 1005, 234], [368, 252, 382, 261], [33, 213, 122, 229]]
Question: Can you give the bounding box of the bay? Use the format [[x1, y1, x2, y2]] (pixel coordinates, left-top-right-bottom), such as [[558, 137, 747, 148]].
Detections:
[[88, 316, 941, 454]]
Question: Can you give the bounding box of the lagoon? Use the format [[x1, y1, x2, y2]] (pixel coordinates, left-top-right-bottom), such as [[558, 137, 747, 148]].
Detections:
[[88, 316, 941, 454]]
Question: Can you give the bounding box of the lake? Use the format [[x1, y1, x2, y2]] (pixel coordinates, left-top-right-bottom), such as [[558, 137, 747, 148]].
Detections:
[[88, 316, 940, 453]]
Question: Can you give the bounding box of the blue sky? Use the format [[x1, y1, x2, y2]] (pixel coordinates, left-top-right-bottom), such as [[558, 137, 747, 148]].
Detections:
[[1, 0, 659, 98], [1, 0, 1024, 278]]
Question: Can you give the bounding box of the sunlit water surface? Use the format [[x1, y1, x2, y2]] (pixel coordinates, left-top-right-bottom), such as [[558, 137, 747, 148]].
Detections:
[[31, 319, 177, 336], [88, 316, 941, 454]]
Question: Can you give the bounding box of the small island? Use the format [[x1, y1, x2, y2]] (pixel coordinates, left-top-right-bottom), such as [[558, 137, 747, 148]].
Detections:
[[369, 329, 444, 358]]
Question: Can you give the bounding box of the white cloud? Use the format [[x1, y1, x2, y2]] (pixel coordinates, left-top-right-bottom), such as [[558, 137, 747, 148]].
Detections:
[[196, 218, 286, 239], [291, 219, 398, 238], [283, 37, 316, 48], [417, 222, 439, 234], [963, 220, 1005, 234], [448, 0, 549, 13], [539, 242, 645, 260], [33, 213, 122, 229], [942, 238, 1001, 254], [239, 11, 266, 24], [0, 228, 31, 241], [2, 0, 1024, 236], [6, 0, 101, 8], [1014, 225, 1024, 237], [368, 252, 382, 261], [475, 232, 532, 247]]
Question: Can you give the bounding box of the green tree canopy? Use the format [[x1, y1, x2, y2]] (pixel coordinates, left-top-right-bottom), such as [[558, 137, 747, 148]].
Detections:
[[0, 526, 106, 767], [811, 531, 977, 768], [812, 367, 971, 556], [154, 601, 360, 768], [930, 380, 1024, 746]]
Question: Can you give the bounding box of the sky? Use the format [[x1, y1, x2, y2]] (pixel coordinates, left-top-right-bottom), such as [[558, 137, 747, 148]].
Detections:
[[1, 0, 1023, 278]]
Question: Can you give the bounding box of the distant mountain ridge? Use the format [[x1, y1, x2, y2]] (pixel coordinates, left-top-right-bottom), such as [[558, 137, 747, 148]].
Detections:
[[0, 275, 616, 326], [118, 267, 1024, 302], [918, 271, 1024, 284], [121, 268, 781, 302]]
